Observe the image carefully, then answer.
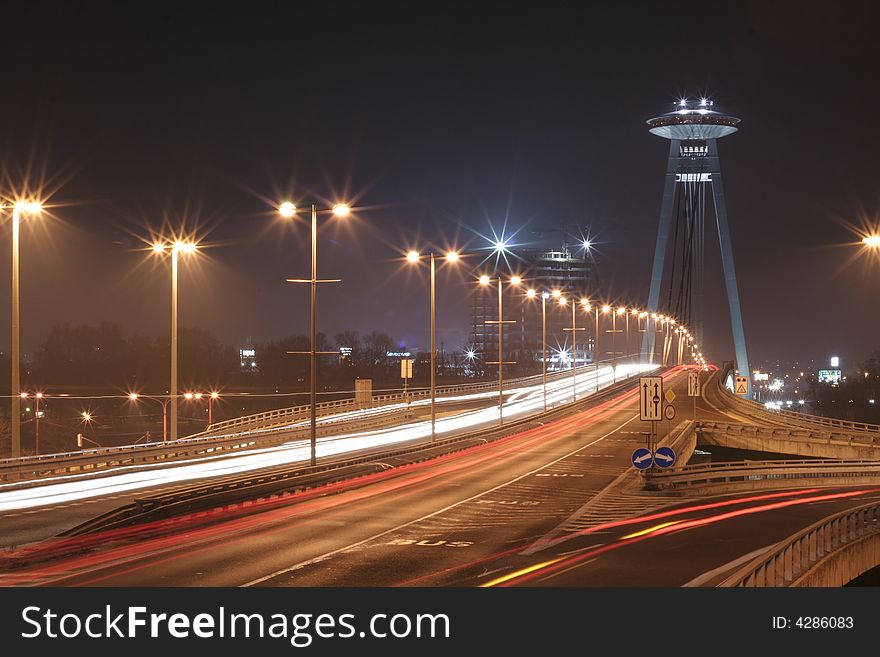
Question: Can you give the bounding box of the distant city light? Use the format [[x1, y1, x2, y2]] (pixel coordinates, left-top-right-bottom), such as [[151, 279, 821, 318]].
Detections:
[[830, 356, 839, 367]]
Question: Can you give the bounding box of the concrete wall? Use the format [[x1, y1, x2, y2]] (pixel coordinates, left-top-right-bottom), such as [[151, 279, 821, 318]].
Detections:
[[699, 430, 880, 460]]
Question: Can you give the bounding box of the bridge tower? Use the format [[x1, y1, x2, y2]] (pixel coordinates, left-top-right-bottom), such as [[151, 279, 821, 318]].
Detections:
[[643, 97, 750, 396]]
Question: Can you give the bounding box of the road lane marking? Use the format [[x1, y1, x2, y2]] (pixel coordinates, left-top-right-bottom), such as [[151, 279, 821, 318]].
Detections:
[[241, 411, 640, 587]]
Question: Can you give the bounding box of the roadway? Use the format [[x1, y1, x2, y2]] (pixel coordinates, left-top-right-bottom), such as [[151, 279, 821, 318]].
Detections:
[[0, 366, 739, 587], [0, 362, 658, 548]]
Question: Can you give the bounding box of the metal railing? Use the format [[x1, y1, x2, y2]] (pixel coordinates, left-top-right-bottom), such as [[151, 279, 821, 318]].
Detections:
[[715, 375, 880, 434], [204, 355, 642, 435], [0, 355, 651, 485], [646, 457, 880, 491], [0, 405, 413, 484], [719, 500, 880, 587]]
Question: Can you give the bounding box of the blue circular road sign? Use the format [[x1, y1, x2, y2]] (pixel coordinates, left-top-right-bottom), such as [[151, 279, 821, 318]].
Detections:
[[631, 448, 654, 470], [653, 446, 676, 468]]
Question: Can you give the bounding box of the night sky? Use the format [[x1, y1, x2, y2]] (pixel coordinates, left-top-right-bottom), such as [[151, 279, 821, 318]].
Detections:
[[1, 2, 878, 370]]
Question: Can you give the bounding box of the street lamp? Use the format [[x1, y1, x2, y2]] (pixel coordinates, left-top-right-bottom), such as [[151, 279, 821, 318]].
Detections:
[[526, 289, 550, 411], [280, 201, 351, 467], [151, 239, 198, 443], [863, 235, 880, 248], [128, 392, 171, 442], [560, 296, 586, 403], [405, 249, 460, 441], [481, 274, 518, 424], [8, 200, 42, 458]]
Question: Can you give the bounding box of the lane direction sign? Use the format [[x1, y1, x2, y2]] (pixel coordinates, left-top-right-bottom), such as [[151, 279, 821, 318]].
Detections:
[[631, 448, 653, 469], [687, 371, 701, 397], [640, 376, 663, 421], [653, 446, 676, 468]]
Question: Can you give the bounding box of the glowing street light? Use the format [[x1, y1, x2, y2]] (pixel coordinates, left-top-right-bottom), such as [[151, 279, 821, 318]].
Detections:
[[863, 235, 880, 248], [481, 275, 518, 424], [405, 248, 461, 440], [151, 239, 198, 442], [8, 199, 42, 458], [281, 201, 351, 466]]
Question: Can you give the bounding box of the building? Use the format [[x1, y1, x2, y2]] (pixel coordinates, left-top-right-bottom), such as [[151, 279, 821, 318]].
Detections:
[[470, 238, 595, 373]]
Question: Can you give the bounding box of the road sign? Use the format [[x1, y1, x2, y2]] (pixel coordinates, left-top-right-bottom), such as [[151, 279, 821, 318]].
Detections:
[[400, 359, 413, 379], [665, 389, 676, 403], [631, 448, 653, 469], [653, 446, 676, 468], [664, 404, 676, 420], [639, 376, 663, 421], [687, 371, 701, 397], [735, 375, 749, 396]]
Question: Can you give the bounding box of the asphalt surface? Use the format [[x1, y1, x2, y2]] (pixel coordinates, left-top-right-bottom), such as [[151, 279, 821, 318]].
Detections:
[[0, 366, 788, 587], [0, 368, 655, 548]]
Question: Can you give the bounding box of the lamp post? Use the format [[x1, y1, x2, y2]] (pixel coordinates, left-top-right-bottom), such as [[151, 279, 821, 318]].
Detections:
[[481, 274, 518, 424], [129, 393, 170, 443], [406, 249, 459, 441], [526, 289, 549, 412], [9, 200, 42, 458], [560, 296, 586, 404], [151, 240, 197, 443], [280, 201, 350, 467]]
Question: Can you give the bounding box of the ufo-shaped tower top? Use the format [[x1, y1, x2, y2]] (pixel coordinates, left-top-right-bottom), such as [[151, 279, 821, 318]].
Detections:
[[647, 98, 740, 140]]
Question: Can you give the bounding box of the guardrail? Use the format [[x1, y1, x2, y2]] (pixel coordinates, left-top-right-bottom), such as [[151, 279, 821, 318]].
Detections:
[[714, 374, 880, 435], [646, 457, 880, 491], [0, 357, 653, 486], [719, 500, 880, 587], [0, 405, 413, 484], [204, 355, 642, 435]]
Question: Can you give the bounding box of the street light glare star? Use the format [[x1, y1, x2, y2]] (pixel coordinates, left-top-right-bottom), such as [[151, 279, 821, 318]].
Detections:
[[445, 251, 459, 263], [510, 275, 522, 286], [863, 235, 880, 248], [479, 275, 491, 285], [406, 250, 421, 263], [279, 201, 296, 217], [129, 392, 139, 400], [332, 203, 351, 217], [526, 288, 536, 298], [152, 242, 165, 253]]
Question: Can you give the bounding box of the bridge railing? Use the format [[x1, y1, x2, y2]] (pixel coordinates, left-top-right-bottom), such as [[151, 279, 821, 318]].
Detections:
[[0, 404, 413, 484], [0, 354, 652, 484], [646, 457, 880, 491], [202, 353, 645, 435], [719, 500, 880, 587], [697, 420, 880, 448], [714, 374, 880, 434]]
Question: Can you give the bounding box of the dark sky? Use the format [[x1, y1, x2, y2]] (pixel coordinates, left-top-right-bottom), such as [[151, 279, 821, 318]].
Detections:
[[1, 1, 878, 369]]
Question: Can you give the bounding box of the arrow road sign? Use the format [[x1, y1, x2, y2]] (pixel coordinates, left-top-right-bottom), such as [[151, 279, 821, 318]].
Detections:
[[640, 376, 663, 421], [735, 375, 749, 396], [687, 371, 701, 397], [653, 446, 676, 468], [631, 448, 654, 469]]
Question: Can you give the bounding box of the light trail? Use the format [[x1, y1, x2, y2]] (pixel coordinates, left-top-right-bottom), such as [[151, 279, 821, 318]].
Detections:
[[0, 363, 659, 512]]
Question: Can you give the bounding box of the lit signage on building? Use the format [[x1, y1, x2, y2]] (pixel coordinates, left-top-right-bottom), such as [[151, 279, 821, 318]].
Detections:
[[386, 351, 412, 358], [818, 369, 841, 385]]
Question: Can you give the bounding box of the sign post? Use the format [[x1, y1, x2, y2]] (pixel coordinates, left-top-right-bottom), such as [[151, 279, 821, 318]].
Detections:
[[687, 370, 701, 422], [639, 376, 663, 455], [400, 358, 413, 404]]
